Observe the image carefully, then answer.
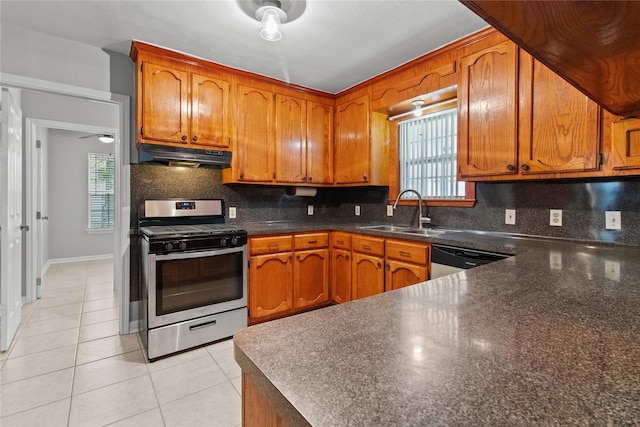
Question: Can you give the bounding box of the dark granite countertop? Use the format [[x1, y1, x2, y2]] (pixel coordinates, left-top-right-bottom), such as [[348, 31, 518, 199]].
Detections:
[[234, 222, 640, 425]]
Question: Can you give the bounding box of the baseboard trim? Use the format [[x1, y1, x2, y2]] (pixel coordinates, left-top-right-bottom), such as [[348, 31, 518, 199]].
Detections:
[[48, 254, 114, 264]]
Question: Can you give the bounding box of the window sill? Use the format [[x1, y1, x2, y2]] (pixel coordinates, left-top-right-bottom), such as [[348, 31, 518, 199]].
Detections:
[[86, 228, 114, 235]]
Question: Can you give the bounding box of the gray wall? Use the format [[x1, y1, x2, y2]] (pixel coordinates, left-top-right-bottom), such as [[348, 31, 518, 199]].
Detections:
[[48, 129, 114, 260]]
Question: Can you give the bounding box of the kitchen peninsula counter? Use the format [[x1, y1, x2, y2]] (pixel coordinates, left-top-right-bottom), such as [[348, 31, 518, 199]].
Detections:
[[234, 225, 640, 425]]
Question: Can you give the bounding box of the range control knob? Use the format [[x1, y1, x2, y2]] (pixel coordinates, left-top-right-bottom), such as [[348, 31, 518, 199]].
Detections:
[[178, 241, 187, 251], [164, 242, 174, 251], [231, 237, 239, 246], [220, 238, 228, 247]]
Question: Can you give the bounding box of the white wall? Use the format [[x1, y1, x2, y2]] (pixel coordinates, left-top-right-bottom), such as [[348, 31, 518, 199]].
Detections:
[[47, 129, 114, 260]]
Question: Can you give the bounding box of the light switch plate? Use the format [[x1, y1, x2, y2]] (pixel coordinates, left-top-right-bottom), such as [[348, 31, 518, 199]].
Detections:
[[605, 211, 621, 230], [355, 205, 361, 216], [387, 205, 393, 216], [228, 207, 237, 219], [307, 205, 314, 216], [550, 209, 562, 227], [505, 209, 516, 225]]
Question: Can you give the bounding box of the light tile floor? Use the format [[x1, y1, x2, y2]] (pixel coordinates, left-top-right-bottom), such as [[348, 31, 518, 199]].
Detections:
[[0, 259, 242, 427]]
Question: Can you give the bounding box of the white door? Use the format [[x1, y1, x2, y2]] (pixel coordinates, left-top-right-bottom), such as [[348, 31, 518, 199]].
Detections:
[[1, 88, 24, 351]]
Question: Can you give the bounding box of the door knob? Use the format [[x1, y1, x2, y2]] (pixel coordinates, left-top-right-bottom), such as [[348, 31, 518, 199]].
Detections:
[[20, 224, 30, 231]]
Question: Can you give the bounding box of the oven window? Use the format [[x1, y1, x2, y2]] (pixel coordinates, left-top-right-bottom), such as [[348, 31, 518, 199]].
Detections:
[[156, 251, 244, 316]]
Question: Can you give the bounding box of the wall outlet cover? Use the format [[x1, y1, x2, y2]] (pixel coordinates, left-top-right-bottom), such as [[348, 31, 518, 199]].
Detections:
[[505, 209, 516, 225], [307, 205, 314, 216], [229, 207, 237, 219], [355, 205, 361, 216], [550, 209, 562, 227], [605, 211, 621, 230], [387, 205, 393, 216]]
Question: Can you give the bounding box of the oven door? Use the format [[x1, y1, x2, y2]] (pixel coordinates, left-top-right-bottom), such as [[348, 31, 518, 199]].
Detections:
[[147, 245, 247, 329]]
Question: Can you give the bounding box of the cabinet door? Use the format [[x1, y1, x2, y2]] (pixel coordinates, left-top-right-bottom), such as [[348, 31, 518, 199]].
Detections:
[[191, 73, 230, 148], [331, 248, 351, 304], [611, 118, 640, 170], [141, 62, 189, 144], [236, 85, 274, 182], [351, 252, 384, 300], [275, 94, 306, 183], [306, 101, 334, 184], [293, 249, 329, 309], [385, 260, 428, 291], [335, 95, 370, 184], [519, 53, 600, 174], [249, 253, 293, 321], [458, 41, 519, 178]]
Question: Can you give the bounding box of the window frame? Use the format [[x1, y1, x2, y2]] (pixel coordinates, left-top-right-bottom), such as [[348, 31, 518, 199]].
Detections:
[[389, 100, 475, 208], [87, 152, 115, 233]]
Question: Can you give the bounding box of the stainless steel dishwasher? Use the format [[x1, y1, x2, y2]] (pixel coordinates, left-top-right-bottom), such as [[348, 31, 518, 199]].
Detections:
[[431, 244, 510, 279]]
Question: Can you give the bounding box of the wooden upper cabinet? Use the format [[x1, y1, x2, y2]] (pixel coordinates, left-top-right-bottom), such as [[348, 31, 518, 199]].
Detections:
[[306, 101, 334, 184], [611, 118, 640, 171], [518, 52, 600, 174], [235, 85, 275, 182], [275, 94, 306, 183], [141, 61, 189, 144], [190, 73, 230, 148], [458, 40, 519, 178], [334, 94, 371, 184]]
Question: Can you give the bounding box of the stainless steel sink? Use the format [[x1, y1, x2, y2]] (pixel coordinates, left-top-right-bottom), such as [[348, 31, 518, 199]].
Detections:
[[358, 225, 460, 237]]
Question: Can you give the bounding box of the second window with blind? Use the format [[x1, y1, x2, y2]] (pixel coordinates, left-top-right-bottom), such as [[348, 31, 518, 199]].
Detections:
[[397, 106, 473, 206]]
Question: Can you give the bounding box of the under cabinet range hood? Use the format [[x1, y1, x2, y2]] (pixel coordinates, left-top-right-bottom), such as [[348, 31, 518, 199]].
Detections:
[[138, 143, 231, 168]]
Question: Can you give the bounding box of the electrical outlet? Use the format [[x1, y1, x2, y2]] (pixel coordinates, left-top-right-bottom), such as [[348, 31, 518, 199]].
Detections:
[[355, 205, 361, 216], [387, 205, 393, 216], [505, 209, 516, 225], [605, 211, 621, 230], [307, 205, 314, 216], [228, 207, 237, 219], [549, 251, 562, 270], [605, 260, 620, 281], [550, 209, 562, 227]]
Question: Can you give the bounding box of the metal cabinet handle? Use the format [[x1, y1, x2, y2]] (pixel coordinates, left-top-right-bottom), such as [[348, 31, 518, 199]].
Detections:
[[192, 135, 199, 142], [363, 175, 368, 181], [521, 164, 530, 171], [506, 164, 515, 171], [399, 250, 411, 257], [337, 240, 344, 244], [308, 240, 317, 244], [362, 244, 372, 250], [377, 262, 381, 268], [181, 135, 188, 141]]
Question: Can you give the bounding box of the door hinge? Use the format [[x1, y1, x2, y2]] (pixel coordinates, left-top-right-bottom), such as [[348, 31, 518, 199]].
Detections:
[[140, 127, 144, 135], [272, 172, 276, 179], [140, 63, 143, 72], [36, 211, 41, 220], [36, 140, 41, 149], [247, 260, 251, 268], [600, 153, 605, 166]]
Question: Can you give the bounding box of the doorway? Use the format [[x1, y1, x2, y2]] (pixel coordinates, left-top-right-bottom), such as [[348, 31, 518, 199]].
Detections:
[[1, 73, 131, 338]]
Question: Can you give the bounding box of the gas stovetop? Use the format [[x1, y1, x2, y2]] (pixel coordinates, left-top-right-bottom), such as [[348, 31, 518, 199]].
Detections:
[[139, 224, 246, 239]]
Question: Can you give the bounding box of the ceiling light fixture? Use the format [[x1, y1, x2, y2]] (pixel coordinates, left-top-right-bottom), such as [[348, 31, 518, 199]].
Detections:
[[98, 135, 115, 143], [412, 100, 425, 117], [255, 0, 287, 41]]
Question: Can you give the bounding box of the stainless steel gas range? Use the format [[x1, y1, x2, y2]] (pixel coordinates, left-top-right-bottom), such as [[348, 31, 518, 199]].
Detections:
[[138, 199, 247, 361]]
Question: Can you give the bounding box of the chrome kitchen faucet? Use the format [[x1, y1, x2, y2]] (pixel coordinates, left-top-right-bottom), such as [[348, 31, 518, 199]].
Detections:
[[393, 189, 431, 229]]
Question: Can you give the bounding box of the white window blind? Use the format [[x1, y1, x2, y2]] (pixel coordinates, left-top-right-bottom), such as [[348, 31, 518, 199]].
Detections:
[[88, 153, 115, 230], [399, 107, 464, 199]]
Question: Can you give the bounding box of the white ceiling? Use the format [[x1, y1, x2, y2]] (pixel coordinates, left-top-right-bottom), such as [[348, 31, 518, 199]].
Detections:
[[0, 0, 489, 94]]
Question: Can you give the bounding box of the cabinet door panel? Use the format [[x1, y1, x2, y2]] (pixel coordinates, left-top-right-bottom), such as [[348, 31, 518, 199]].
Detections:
[[191, 73, 230, 148], [249, 253, 293, 320], [351, 253, 384, 300], [331, 249, 351, 304], [385, 260, 428, 291], [294, 249, 329, 309], [275, 95, 306, 183], [236, 85, 274, 182], [458, 41, 518, 177], [306, 101, 334, 184], [611, 118, 640, 170], [142, 62, 189, 144], [519, 54, 600, 174], [335, 95, 370, 184]]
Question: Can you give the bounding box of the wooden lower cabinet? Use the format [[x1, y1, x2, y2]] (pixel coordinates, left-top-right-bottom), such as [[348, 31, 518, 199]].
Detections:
[[385, 260, 428, 291], [248, 232, 329, 323], [351, 252, 385, 300], [293, 249, 329, 309], [242, 373, 289, 427], [249, 252, 293, 321], [331, 248, 351, 304]]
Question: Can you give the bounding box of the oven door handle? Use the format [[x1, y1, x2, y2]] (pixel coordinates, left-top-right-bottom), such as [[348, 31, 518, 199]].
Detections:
[[155, 245, 246, 261], [189, 320, 217, 331]]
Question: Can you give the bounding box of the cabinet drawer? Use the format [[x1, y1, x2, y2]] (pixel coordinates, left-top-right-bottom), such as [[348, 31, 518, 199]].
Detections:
[[331, 232, 352, 250], [294, 233, 329, 250], [386, 240, 430, 264], [352, 235, 385, 256], [250, 235, 292, 255]]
